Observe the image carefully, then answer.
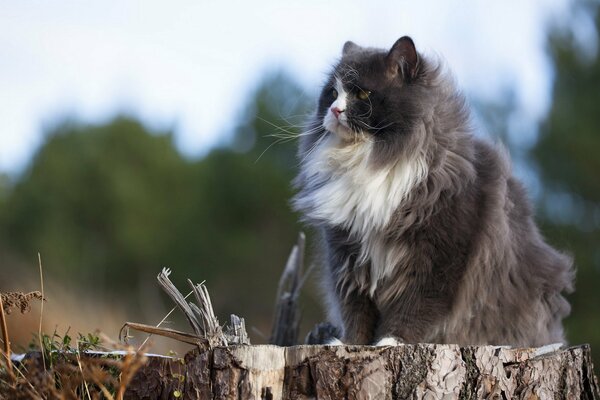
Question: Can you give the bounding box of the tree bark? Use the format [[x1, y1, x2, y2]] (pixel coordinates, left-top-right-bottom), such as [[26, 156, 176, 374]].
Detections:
[[124, 343, 599, 399]]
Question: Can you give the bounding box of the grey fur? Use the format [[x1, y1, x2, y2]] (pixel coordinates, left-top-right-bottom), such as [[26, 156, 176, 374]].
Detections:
[[292, 38, 573, 346]]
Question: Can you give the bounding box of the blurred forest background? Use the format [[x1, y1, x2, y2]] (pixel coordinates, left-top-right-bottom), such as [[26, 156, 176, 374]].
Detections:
[[1, 0, 599, 369]]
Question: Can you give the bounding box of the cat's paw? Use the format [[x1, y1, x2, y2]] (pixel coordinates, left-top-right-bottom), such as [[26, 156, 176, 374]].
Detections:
[[305, 322, 342, 345], [325, 337, 345, 346], [374, 337, 400, 346]]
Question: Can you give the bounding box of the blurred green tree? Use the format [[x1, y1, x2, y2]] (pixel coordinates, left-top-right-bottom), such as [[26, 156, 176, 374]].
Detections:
[[534, 2, 600, 361], [1, 117, 190, 289], [0, 70, 312, 338]]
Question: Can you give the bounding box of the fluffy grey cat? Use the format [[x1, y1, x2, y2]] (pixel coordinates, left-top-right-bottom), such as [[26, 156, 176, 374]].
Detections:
[[293, 37, 573, 347]]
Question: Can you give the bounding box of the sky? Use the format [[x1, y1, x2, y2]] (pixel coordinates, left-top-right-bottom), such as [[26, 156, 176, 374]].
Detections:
[[0, 0, 583, 175]]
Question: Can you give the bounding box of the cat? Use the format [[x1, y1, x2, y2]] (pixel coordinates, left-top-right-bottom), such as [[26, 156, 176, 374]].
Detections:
[[292, 37, 573, 347]]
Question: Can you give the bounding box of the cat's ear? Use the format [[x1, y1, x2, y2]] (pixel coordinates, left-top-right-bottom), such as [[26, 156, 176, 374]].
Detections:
[[386, 36, 419, 81], [342, 41, 361, 56]]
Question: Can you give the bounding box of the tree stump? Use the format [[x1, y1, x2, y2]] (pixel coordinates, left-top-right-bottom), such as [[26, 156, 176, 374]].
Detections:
[[124, 343, 599, 399], [121, 256, 598, 399]]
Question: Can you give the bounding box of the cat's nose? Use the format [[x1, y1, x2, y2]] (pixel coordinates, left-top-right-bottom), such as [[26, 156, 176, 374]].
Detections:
[[331, 107, 344, 119]]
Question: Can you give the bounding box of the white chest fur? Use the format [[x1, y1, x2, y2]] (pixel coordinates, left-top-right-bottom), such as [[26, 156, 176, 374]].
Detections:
[[300, 134, 428, 239], [296, 134, 428, 292]]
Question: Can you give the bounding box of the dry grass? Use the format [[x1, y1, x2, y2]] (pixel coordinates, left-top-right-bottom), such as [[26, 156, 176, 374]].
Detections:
[[0, 258, 277, 398], [0, 265, 206, 399], [1, 290, 46, 387], [0, 287, 150, 399], [1, 292, 43, 315], [1, 341, 148, 399], [0, 264, 154, 399]]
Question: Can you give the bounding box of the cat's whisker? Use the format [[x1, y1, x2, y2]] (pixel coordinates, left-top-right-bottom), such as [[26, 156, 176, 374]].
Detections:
[[257, 117, 305, 136], [268, 124, 324, 135], [298, 130, 329, 167], [277, 113, 324, 128], [254, 136, 295, 163], [356, 119, 396, 132], [343, 65, 360, 81], [255, 112, 329, 165], [257, 126, 329, 163], [365, 95, 374, 118], [257, 119, 327, 143], [266, 128, 324, 141]]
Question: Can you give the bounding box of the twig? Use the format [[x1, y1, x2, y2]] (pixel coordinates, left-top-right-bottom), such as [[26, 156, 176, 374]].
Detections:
[[120, 322, 207, 347], [75, 338, 93, 400], [138, 290, 194, 352], [0, 292, 15, 382], [188, 280, 227, 346], [157, 269, 204, 336], [38, 253, 46, 372], [156, 268, 228, 347], [127, 269, 249, 349]]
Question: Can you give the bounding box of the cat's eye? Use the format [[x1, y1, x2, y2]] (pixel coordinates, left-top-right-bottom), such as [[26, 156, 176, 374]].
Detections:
[[332, 88, 338, 99], [358, 90, 371, 100]]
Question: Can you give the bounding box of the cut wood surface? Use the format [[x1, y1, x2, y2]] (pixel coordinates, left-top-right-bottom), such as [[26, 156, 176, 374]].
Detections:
[[125, 343, 599, 400]]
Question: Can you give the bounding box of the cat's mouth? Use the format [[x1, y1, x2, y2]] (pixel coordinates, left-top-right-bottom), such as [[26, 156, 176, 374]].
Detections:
[[323, 113, 359, 141]]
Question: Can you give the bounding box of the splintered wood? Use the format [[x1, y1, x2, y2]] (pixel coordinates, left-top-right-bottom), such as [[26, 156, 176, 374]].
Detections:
[[124, 343, 600, 399], [270, 232, 308, 347], [121, 268, 250, 348]]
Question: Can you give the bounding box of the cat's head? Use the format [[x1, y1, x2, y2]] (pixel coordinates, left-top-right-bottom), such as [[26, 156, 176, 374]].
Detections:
[[315, 36, 435, 165], [294, 37, 475, 229]]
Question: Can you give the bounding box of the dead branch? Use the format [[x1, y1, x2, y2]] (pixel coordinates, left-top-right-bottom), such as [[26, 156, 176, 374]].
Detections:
[[270, 232, 310, 346]]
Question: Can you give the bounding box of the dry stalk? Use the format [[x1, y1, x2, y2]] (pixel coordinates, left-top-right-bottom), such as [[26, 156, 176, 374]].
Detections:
[[1, 291, 43, 314], [38, 253, 46, 373], [138, 289, 194, 351], [95, 380, 115, 400], [120, 322, 207, 347], [116, 348, 147, 400], [0, 293, 15, 383], [75, 339, 92, 400], [188, 279, 228, 346], [124, 269, 251, 351], [10, 363, 41, 398], [157, 269, 205, 335], [156, 268, 230, 347]]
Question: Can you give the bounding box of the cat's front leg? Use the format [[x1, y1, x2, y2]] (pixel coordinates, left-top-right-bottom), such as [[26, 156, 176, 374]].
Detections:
[[336, 289, 379, 344], [324, 226, 379, 344], [373, 285, 447, 344]]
